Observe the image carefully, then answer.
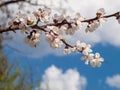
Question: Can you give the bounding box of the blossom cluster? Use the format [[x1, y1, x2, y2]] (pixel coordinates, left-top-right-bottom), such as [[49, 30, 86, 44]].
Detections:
[[8, 12, 37, 33], [33, 8, 50, 22], [7, 8, 120, 67], [85, 8, 107, 32], [24, 30, 41, 47], [81, 53, 104, 67], [52, 13, 83, 35], [63, 40, 104, 67], [45, 30, 63, 48]]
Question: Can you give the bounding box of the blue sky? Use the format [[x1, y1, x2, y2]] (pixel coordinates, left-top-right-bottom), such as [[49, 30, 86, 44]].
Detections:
[[3, 42, 120, 90], [2, 0, 120, 90]]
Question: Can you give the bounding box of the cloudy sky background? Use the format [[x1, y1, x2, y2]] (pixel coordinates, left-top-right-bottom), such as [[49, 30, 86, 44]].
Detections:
[[2, 0, 120, 90], [3, 0, 120, 57]]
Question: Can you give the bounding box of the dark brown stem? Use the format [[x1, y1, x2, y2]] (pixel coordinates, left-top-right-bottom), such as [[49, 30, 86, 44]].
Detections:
[[61, 39, 73, 48], [32, 25, 48, 32], [81, 12, 119, 22], [0, 0, 48, 8], [0, 11, 119, 33], [61, 39, 83, 53], [0, 26, 19, 33], [0, 0, 25, 7]]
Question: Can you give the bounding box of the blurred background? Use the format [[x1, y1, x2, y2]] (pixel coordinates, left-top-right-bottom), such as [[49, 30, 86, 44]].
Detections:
[[0, 0, 120, 90]]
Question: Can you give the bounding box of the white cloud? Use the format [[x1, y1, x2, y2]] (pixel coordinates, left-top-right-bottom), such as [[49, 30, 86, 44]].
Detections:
[[3, 0, 120, 57], [38, 65, 87, 90], [106, 74, 120, 89]]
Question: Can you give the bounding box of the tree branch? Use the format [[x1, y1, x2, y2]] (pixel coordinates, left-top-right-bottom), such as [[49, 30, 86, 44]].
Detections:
[[0, 0, 26, 7], [0, 11, 119, 33], [0, 0, 48, 8], [0, 26, 19, 33], [81, 12, 119, 22]]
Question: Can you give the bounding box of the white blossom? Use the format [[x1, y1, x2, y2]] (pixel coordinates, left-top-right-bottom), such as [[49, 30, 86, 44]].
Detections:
[[52, 13, 82, 35], [90, 59, 97, 67], [8, 12, 26, 27], [29, 38, 40, 47], [85, 8, 106, 33], [97, 8, 105, 17], [82, 44, 92, 55], [66, 16, 71, 22], [56, 23, 77, 35], [94, 52, 104, 62], [65, 27, 75, 35], [76, 41, 86, 51], [90, 59, 103, 68], [45, 31, 63, 48], [85, 21, 100, 32], [81, 53, 94, 65], [66, 14, 82, 30], [76, 40, 92, 55], [47, 26, 63, 35], [53, 14, 64, 23], [95, 52, 100, 59], [24, 37, 40, 47], [8, 12, 37, 34], [70, 47, 77, 52], [90, 53, 104, 67], [24, 30, 41, 47], [33, 8, 49, 22], [63, 47, 76, 54], [99, 18, 107, 23], [75, 13, 84, 21], [50, 38, 63, 48], [9, 13, 29, 34], [63, 14, 83, 35], [63, 48, 72, 54], [19, 14, 37, 34], [45, 32, 54, 43], [76, 20, 82, 30], [59, 25, 68, 34], [81, 52, 104, 67], [74, 13, 83, 29]]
